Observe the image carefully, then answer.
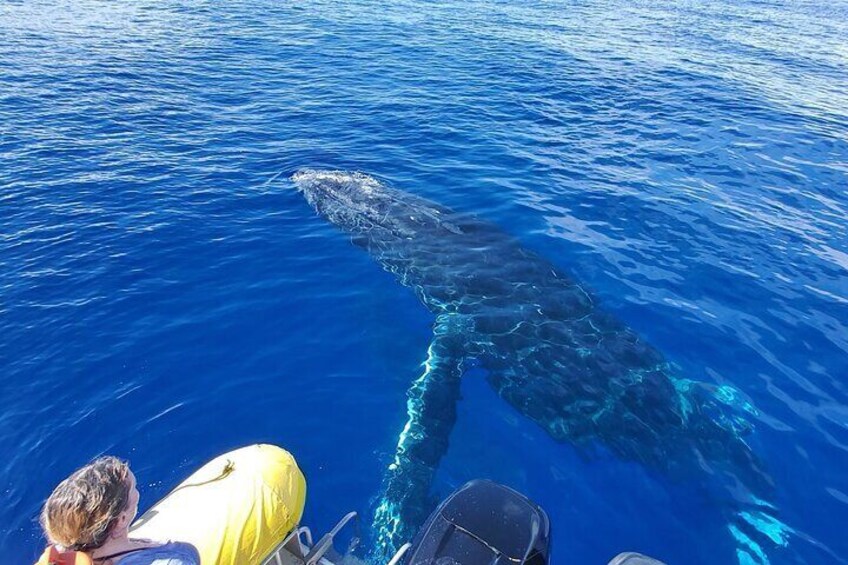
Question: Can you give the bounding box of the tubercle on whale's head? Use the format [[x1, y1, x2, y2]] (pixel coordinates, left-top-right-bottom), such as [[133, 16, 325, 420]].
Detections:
[[291, 169, 382, 198], [290, 169, 411, 237]]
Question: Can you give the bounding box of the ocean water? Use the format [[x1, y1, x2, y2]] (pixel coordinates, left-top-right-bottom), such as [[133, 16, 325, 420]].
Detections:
[[1, 0, 846, 563]]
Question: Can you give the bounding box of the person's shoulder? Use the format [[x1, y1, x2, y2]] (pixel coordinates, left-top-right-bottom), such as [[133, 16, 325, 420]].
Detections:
[[159, 541, 200, 564], [118, 541, 200, 565]]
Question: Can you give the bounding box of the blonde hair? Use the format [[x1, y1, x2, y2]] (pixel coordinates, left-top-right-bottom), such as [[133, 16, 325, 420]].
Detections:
[[40, 456, 131, 551]]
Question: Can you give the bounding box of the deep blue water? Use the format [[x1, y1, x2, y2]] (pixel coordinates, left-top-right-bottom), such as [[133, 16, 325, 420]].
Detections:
[[1, 1, 847, 563]]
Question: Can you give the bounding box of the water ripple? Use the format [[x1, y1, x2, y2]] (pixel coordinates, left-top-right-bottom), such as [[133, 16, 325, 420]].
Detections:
[[1, 0, 846, 563]]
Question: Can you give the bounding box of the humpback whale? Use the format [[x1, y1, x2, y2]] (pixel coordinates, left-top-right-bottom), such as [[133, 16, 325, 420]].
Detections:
[[291, 170, 788, 563]]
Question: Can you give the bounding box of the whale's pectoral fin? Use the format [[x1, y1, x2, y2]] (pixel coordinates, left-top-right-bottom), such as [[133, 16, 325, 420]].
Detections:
[[371, 314, 470, 561]]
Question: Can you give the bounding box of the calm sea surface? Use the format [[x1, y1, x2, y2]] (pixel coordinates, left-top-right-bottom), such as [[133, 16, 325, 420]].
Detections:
[[2, 1, 847, 563]]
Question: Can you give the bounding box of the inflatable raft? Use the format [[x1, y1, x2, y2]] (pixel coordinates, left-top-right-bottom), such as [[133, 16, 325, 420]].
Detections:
[[126, 444, 553, 565], [124, 444, 659, 565], [126, 444, 551, 565], [131, 444, 319, 565]]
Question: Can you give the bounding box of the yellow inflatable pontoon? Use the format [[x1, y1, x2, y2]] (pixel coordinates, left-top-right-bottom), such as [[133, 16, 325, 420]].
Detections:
[[131, 444, 308, 565]]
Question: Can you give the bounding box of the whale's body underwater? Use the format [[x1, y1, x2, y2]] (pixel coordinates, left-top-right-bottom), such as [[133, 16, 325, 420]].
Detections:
[[291, 170, 785, 562]]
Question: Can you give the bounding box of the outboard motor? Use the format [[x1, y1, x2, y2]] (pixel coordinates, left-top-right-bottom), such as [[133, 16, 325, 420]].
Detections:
[[403, 480, 551, 564]]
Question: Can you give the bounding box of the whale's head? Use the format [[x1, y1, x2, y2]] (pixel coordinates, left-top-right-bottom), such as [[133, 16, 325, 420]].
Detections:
[[292, 169, 461, 239]]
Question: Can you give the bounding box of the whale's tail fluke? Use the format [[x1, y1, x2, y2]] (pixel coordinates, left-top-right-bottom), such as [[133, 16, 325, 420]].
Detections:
[[681, 382, 797, 565]]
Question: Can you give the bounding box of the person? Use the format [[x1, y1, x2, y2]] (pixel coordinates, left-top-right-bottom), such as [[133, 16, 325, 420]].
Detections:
[[38, 456, 199, 565]]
